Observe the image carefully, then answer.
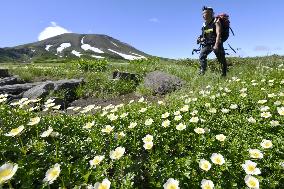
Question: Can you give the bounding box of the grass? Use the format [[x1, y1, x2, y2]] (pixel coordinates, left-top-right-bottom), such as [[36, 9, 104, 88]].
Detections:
[[0, 55, 283, 188]]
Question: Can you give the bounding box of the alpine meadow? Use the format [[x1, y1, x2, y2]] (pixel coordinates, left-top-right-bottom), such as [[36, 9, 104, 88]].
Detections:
[[0, 55, 283, 188]]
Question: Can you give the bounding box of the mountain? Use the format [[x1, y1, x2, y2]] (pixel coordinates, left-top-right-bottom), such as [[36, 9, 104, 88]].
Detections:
[[0, 33, 151, 62]]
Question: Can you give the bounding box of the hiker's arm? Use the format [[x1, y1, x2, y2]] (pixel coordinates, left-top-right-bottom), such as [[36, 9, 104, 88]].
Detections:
[[214, 20, 222, 49]]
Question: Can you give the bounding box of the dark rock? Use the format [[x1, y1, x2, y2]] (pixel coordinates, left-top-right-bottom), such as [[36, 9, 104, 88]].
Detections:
[[0, 69, 10, 78], [144, 71, 185, 95], [112, 71, 139, 84], [0, 75, 23, 86], [0, 81, 45, 95], [22, 82, 55, 99]]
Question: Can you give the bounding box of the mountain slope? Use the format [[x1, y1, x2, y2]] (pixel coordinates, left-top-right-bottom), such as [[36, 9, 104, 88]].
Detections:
[[0, 33, 150, 62]]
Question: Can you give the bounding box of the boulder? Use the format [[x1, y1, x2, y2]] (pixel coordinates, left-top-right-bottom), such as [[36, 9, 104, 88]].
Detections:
[[0, 75, 23, 86], [144, 71, 185, 95], [0, 69, 10, 78]]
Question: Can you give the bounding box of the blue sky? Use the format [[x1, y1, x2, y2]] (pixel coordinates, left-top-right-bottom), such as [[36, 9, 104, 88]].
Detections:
[[0, 0, 283, 59]]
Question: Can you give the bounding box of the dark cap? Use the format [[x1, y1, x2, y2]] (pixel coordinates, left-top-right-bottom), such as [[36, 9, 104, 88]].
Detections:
[[202, 6, 214, 12]]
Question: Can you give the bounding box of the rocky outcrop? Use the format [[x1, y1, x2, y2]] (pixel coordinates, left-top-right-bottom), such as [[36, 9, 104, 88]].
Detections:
[[144, 71, 185, 95]]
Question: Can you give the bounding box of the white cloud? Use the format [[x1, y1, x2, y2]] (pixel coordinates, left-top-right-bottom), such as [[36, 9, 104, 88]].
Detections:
[[149, 17, 159, 23], [38, 22, 71, 41]]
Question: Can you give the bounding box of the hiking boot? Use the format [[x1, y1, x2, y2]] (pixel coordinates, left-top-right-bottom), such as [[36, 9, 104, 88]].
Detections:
[[198, 69, 205, 75]]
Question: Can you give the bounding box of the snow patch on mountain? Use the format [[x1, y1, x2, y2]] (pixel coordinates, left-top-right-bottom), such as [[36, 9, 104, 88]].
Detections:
[[71, 50, 82, 57], [91, 55, 105, 59], [108, 49, 144, 60], [57, 43, 71, 53], [111, 41, 119, 47], [81, 44, 104, 53], [45, 45, 53, 51]]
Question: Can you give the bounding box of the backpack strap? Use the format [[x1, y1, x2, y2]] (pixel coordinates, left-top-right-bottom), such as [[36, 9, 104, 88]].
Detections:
[[229, 27, 235, 36]]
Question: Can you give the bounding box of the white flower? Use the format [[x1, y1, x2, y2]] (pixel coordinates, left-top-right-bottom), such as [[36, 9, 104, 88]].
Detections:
[[216, 134, 226, 142], [199, 159, 211, 171], [43, 163, 61, 184], [190, 110, 198, 116], [277, 107, 284, 116], [120, 112, 129, 118], [221, 108, 230, 113], [247, 117, 256, 123], [230, 104, 238, 109], [249, 149, 263, 159], [174, 115, 182, 121], [274, 101, 281, 106], [143, 142, 153, 150], [83, 121, 95, 129], [205, 103, 211, 107], [115, 132, 126, 140], [260, 106, 270, 112], [161, 112, 170, 119], [244, 175, 259, 189], [27, 117, 41, 125], [94, 178, 111, 189], [201, 179, 214, 189], [257, 99, 267, 104], [0, 97, 7, 103], [260, 139, 273, 149], [139, 108, 147, 113], [240, 88, 247, 93], [142, 134, 153, 143], [240, 93, 247, 98], [73, 106, 81, 111], [180, 105, 189, 112], [190, 117, 199, 123], [163, 178, 180, 189], [270, 120, 280, 127], [4, 125, 24, 137], [158, 100, 164, 105], [0, 163, 18, 184], [110, 147, 125, 160], [144, 118, 154, 126], [176, 123, 186, 131], [40, 127, 53, 138], [268, 93, 276, 98], [89, 156, 104, 167], [107, 113, 118, 121], [162, 120, 171, 127], [242, 160, 261, 175], [194, 127, 205, 134], [129, 99, 134, 104], [210, 153, 225, 165], [50, 131, 60, 138], [260, 112, 271, 118], [102, 125, 114, 133], [128, 122, 137, 129], [138, 97, 145, 102], [208, 108, 217, 114], [174, 111, 181, 116]]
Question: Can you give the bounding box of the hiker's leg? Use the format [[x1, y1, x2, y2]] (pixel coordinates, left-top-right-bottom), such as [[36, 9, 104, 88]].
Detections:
[[214, 43, 227, 76], [199, 45, 212, 74]]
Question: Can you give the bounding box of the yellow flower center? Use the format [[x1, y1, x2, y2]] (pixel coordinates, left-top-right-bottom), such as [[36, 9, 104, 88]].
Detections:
[[98, 184, 108, 189], [10, 128, 19, 135], [247, 165, 255, 172], [204, 183, 212, 189], [0, 169, 12, 178], [248, 180, 256, 187], [215, 158, 221, 164], [167, 184, 177, 189], [50, 169, 59, 178]]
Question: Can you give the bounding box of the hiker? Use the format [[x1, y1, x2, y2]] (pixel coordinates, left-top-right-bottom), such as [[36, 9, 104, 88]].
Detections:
[[197, 6, 228, 76]]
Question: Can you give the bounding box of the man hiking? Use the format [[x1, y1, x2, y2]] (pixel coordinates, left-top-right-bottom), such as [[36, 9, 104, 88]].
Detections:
[[197, 6, 228, 77]]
